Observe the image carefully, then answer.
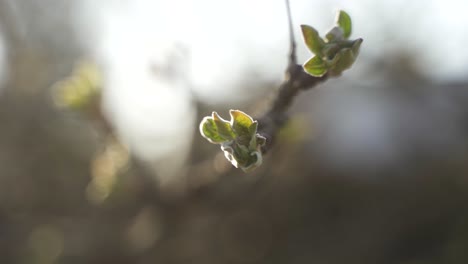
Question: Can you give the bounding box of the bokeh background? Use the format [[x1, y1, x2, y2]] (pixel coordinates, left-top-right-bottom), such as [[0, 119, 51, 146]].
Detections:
[[1, 0, 468, 263]]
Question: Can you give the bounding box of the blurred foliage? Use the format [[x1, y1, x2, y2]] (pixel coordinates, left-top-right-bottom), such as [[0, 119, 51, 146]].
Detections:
[[52, 60, 101, 111]]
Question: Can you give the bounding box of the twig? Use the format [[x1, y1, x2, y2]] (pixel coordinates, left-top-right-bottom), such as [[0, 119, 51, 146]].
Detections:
[[257, 0, 328, 153], [285, 0, 297, 64]]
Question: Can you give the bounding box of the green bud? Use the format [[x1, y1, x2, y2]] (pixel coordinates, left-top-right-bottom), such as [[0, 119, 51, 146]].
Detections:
[[301, 10, 362, 78], [199, 110, 265, 172]]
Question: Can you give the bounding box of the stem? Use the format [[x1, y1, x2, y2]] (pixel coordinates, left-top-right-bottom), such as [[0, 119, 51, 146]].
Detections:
[[285, 0, 297, 64]]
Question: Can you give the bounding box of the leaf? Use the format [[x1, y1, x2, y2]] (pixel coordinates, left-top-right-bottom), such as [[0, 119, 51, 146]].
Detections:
[[212, 112, 236, 140], [300, 25, 325, 55], [329, 48, 355, 76], [248, 121, 258, 138], [230, 143, 250, 167], [230, 110, 254, 136], [241, 151, 263, 172], [303, 56, 328, 77], [328, 39, 362, 76], [199, 117, 228, 143], [199, 112, 235, 143], [247, 122, 259, 150], [200, 117, 224, 143], [336, 10, 352, 39], [221, 144, 238, 167]]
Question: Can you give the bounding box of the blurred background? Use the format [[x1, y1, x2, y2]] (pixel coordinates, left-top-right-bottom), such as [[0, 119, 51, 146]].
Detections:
[[1, 0, 468, 263]]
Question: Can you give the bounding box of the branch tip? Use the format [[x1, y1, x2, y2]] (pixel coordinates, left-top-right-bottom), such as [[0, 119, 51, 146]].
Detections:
[[285, 0, 297, 65]]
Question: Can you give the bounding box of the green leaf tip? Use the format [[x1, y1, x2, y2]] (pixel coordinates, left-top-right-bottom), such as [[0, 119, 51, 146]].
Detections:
[[336, 10, 352, 39], [199, 110, 265, 172], [301, 25, 325, 56]]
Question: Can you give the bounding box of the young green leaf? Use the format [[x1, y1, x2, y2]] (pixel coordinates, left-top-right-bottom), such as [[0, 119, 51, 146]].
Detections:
[[199, 112, 236, 143], [212, 112, 236, 140], [336, 10, 352, 39], [200, 117, 230, 143], [301, 25, 325, 55], [328, 38, 362, 76], [329, 48, 354, 76], [248, 121, 258, 138], [230, 110, 254, 136], [303, 56, 328, 77], [241, 151, 262, 172]]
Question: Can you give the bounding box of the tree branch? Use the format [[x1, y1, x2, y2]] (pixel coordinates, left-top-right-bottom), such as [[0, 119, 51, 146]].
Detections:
[[285, 0, 297, 65], [257, 0, 328, 153]]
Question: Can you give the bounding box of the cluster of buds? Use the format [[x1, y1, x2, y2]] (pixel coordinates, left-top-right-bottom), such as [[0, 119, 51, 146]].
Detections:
[[199, 110, 266, 172], [301, 10, 362, 77]]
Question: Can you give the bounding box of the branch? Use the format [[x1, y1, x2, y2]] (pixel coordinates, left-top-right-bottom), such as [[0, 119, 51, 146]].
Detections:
[[199, 8, 362, 172], [257, 0, 328, 153], [257, 65, 328, 154], [285, 0, 297, 64]]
